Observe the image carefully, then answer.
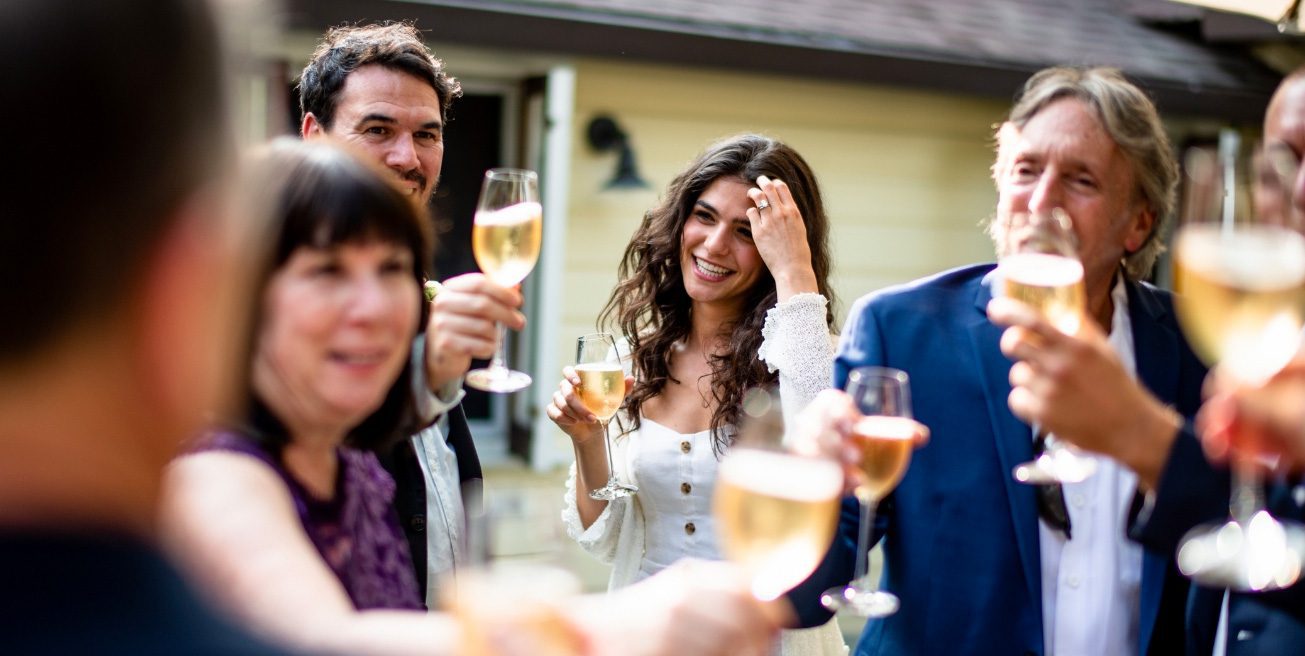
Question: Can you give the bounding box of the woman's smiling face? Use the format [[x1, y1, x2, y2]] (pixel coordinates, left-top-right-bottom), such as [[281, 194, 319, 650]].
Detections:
[[679, 177, 766, 316]]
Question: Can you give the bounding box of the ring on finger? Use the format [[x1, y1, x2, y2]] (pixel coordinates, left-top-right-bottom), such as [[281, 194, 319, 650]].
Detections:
[[756, 199, 770, 211]]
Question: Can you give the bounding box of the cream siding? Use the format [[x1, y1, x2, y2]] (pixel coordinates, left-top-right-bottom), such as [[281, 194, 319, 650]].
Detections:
[[535, 59, 1006, 465]]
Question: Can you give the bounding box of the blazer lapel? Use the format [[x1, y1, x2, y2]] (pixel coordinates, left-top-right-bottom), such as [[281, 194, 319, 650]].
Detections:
[[1127, 279, 1181, 655], [1128, 280, 1180, 410], [969, 277, 1043, 618]]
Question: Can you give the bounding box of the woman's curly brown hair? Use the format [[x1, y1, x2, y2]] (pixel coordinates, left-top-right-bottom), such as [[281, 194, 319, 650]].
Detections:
[[599, 134, 835, 454]]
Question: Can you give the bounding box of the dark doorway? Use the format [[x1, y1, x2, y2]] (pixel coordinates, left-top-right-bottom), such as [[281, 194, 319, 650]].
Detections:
[[431, 93, 505, 426]]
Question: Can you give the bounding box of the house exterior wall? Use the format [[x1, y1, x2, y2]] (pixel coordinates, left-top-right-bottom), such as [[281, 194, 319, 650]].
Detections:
[[250, 36, 1220, 468], [536, 57, 1005, 463]]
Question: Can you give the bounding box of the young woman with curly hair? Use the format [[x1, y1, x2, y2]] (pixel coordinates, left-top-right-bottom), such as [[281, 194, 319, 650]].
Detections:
[[547, 134, 844, 655]]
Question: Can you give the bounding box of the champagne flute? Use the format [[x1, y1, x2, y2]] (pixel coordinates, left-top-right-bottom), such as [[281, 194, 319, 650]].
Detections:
[[1000, 208, 1099, 484], [577, 333, 637, 501], [1173, 135, 1305, 591], [714, 389, 843, 602], [445, 491, 583, 656], [820, 366, 918, 617], [465, 168, 542, 393]]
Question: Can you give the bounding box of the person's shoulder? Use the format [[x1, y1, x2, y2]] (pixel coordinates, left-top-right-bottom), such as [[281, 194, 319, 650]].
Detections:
[[0, 533, 293, 656], [848, 263, 995, 316], [166, 445, 289, 513]]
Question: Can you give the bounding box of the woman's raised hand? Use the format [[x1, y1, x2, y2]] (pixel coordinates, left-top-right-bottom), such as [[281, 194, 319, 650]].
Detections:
[[746, 174, 818, 300], [545, 365, 634, 445]]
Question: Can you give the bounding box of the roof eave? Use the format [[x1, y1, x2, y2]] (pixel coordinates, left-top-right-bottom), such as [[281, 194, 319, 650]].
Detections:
[[284, 0, 1273, 122]]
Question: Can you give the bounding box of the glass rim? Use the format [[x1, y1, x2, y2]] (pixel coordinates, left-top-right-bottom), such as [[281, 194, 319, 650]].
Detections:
[[484, 167, 538, 181], [845, 365, 909, 386]]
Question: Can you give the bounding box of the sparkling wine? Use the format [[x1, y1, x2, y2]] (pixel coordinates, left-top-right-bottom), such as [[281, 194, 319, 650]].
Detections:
[[575, 363, 625, 422], [714, 450, 842, 600], [851, 415, 916, 501], [472, 201, 542, 286], [447, 564, 583, 656], [1174, 224, 1305, 383], [999, 252, 1086, 334]]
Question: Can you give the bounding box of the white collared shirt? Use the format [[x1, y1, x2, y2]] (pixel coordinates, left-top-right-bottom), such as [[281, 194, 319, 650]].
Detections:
[[411, 418, 463, 608], [409, 336, 467, 608], [1039, 277, 1145, 656]]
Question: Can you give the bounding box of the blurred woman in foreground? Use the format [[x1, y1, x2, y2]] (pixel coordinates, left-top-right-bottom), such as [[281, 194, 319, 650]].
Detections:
[[161, 139, 783, 656]]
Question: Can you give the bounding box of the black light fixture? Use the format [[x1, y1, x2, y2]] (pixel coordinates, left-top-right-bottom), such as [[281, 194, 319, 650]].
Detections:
[[586, 115, 648, 190]]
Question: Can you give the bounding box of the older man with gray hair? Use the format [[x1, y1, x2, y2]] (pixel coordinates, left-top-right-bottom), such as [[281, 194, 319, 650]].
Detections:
[[791, 66, 1201, 655]]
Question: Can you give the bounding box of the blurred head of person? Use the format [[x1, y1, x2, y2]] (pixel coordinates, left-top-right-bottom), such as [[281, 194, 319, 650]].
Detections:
[[298, 22, 461, 207], [1255, 68, 1305, 232], [0, 0, 255, 529], [237, 139, 433, 455], [989, 66, 1178, 290], [601, 134, 835, 452]]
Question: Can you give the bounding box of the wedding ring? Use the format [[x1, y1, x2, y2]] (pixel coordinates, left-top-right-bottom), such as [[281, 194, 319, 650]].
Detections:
[[756, 199, 770, 211]]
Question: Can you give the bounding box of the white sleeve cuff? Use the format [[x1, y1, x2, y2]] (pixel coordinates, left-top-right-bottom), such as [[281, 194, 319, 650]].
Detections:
[[411, 335, 465, 423]]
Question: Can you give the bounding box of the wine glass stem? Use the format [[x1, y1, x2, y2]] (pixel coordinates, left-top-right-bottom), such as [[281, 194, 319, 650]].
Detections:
[[490, 322, 509, 373], [600, 420, 618, 486], [853, 491, 878, 584], [1230, 456, 1265, 523]]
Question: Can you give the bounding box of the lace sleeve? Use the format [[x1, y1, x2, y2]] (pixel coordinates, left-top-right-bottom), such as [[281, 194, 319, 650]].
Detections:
[[560, 461, 631, 565], [757, 292, 836, 421]]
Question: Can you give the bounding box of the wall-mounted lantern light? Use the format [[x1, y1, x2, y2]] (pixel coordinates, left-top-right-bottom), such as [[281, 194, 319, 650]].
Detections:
[[586, 115, 648, 190]]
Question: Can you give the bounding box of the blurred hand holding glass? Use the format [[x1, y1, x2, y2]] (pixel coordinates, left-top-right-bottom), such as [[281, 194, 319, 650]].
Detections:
[[1173, 133, 1305, 591], [443, 489, 583, 656], [713, 389, 843, 602]]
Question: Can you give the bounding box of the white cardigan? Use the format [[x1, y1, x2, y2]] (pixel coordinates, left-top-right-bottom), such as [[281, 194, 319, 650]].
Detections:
[[561, 293, 846, 656]]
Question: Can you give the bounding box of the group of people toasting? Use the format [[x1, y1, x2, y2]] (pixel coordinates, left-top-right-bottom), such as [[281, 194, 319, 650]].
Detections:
[[7, 0, 1305, 654]]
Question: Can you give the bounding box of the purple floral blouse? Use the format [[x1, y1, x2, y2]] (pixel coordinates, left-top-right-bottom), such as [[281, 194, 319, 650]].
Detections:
[[198, 430, 424, 611]]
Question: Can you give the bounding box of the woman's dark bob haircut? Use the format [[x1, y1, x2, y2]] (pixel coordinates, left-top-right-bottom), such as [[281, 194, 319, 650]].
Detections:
[[239, 137, 433, 454]]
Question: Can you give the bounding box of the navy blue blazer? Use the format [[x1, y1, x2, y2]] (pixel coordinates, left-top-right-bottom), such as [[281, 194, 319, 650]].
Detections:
[[788, 263, 1204, 655], [1133, 418, 1305, 654]]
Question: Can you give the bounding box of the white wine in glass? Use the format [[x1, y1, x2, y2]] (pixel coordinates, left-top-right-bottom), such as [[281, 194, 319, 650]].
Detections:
[[445, 562, 583, 656], [713, 390, 842, 601], [1173, 138, 1305, 591], [466, 168, 542, 393], [575, 363, 624, 423], [578, 333, 636, 501], [999, 252, 1086, 336], [1000, 209, 1098, 484], [715, 450, 842, 601], [1173, 225, 1305, 385], [472, 201, 543, 288], [821, 367, 918, 618], [851, 415, 918, 501]]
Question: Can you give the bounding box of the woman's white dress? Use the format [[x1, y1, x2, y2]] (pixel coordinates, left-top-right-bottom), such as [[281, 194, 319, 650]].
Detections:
[[562, 293, 846, 656]]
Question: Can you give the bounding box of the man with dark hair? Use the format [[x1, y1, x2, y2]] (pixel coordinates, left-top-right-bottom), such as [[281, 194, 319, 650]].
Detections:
[[792, 66, 1199, 655], [298, 22, 524, 607], [299, 23, 461, 206], [0, 0, 285, 652]]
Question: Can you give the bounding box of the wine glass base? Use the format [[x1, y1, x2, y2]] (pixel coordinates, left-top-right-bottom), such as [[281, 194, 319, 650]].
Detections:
[[1012, 451, 1097, 484], [1177, 516, 1305, 591], [589, 482, 637, 501], [820, 585, 899, 618], [465, 367, 532, 393]]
